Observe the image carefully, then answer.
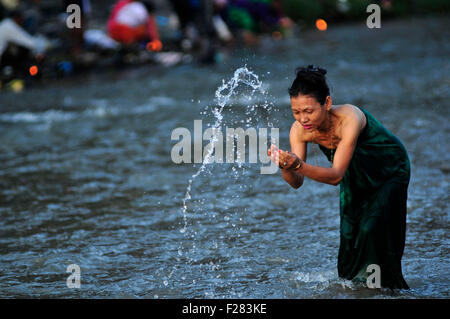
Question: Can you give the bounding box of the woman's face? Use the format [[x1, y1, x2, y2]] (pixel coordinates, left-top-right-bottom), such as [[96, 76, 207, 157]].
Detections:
[[290, 94, 331, 131]]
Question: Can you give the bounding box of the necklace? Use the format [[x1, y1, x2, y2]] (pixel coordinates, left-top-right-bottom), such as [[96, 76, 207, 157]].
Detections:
[[313, 111, 335, 167]]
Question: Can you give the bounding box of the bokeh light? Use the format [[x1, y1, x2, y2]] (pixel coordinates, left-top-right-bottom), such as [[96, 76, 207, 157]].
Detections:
[[316, 19, 328, 31], [146, 40, 163, 52], [29, 65, 38, 76]]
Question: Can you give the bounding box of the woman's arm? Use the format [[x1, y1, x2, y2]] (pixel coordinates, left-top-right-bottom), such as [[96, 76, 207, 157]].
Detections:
[[269, 122, 306, 189], [283, 122, 307, 188], [279, 110, 363, 186]]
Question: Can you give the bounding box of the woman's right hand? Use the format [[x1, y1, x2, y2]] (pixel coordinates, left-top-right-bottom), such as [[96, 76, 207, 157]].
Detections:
[[268, 144, 280, 167], [268, 144, 302, 170]]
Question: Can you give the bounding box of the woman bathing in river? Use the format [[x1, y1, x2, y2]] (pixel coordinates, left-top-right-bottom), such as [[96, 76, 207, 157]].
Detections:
[[268, 65, 410, 289]]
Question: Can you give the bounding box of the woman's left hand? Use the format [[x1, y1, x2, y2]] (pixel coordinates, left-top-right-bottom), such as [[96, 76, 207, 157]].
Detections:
[[278, 149, 301, 170], [268, 145, 301, 170]]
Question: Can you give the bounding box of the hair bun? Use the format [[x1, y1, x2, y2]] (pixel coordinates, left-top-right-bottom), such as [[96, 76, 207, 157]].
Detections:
[[289, 65, 330, 103], [296, 65, 327, 76]]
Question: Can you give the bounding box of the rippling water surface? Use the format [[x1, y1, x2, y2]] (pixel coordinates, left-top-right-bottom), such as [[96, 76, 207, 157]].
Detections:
[[0, 17, 449, 298]]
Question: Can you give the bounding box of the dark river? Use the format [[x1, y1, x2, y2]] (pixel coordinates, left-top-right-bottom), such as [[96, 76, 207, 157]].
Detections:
[[0, 16, 449, 298]]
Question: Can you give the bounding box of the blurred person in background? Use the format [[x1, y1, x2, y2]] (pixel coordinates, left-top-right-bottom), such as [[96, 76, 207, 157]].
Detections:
[[15, 0, 43, 35], [0, 0, 48, 84], [225, 0, 293, 45], [212, 0, 234, 44], [169, 0, 218, 63], [107, 0, 161, 52]]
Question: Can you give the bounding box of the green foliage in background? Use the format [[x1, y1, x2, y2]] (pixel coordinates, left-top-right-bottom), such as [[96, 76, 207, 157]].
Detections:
[[280, 0, 450, 25], [281, 0, 324, 23]]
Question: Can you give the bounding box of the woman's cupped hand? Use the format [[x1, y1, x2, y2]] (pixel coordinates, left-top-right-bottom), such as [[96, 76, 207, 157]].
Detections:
[[268, 144, 300, 170]]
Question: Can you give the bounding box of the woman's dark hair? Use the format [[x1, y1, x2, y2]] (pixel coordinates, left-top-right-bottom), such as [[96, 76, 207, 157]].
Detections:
[[288, 65, 330, 105]]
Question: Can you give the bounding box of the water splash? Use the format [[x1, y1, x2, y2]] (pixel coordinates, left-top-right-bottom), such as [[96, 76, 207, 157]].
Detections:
[[163, 67, 267, 289], [162, 66, 281, 293], [292, 269, 358, 292], [180, 66, 264, 234]]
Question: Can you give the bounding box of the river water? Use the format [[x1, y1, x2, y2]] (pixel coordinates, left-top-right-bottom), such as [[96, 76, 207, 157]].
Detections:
[[0, 16, 449, 298]]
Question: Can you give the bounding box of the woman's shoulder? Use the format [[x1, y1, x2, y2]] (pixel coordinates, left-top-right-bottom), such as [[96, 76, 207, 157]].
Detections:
[[333, 104, 367, 131], [333, 104, 361, 116]]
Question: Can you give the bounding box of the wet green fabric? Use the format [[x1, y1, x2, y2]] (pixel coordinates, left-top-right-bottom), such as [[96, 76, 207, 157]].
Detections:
[[319, 106, 410, 289]]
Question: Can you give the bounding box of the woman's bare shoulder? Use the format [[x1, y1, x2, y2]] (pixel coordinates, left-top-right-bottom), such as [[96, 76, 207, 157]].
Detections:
[[334, 103, 359, 114], [334, 104, 366, 130]]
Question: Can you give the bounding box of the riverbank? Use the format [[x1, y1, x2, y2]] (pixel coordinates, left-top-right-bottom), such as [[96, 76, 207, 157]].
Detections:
[[1, 14, 448, 95]]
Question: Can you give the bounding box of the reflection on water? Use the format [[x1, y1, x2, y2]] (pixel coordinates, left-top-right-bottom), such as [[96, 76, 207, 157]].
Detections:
[[0, 17, 449, 298]]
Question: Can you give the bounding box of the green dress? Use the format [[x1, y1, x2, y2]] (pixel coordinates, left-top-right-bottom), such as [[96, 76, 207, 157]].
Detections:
[[319, 106, 410, 289]]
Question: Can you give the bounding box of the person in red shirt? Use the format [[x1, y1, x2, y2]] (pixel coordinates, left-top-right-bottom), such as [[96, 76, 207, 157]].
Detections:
[[107, 0, 161, 51]]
